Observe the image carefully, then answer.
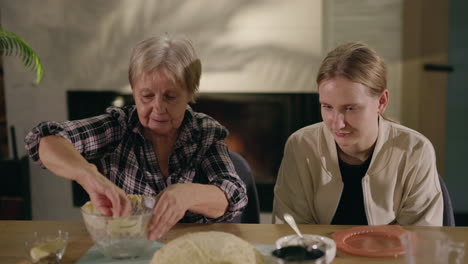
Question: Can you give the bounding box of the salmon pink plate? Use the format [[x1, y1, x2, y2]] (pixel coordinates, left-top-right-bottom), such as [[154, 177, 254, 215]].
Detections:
[[332, 225, 415, 258]]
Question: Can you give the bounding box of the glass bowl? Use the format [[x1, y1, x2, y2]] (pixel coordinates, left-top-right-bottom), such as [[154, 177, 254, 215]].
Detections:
[[273, 234, 336, 264], [24, 230, 69, 264], [81, 195, 155, 259]]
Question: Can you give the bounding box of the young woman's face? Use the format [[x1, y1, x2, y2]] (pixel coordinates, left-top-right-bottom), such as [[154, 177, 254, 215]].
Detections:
[[319, 76, 388, 152], [133, 71, 191, 137]]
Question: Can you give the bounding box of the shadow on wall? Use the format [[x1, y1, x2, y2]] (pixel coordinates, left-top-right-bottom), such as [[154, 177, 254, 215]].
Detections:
[[62, 0, 321, 93]]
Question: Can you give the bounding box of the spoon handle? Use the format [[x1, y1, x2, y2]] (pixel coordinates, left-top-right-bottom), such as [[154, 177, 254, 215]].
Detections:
[[283, 213, 304, 239]]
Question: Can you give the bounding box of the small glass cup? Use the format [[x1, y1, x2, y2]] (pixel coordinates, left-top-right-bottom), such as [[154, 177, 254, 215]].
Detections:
[[400, 231, 466, 264], [24, 230, 69, 264]]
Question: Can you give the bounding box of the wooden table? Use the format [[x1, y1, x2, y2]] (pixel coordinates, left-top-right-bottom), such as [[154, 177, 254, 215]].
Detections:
[[1, 221, 467, 263]]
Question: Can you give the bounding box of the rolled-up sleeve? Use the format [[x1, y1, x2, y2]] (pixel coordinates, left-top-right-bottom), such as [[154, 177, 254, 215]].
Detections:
[[198, 141, 248, 222], [25, 121, 70, 168], [24, 107, 127, 168]]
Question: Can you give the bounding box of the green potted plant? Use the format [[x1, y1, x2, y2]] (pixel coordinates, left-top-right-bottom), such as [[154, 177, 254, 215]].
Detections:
[[0, 28, 41, 219], [0, 27, 44, 84], [0, 27, 44, 158]]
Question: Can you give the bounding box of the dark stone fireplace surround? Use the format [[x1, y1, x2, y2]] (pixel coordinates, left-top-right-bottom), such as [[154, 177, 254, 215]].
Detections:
[[67, 91, 322, 212]]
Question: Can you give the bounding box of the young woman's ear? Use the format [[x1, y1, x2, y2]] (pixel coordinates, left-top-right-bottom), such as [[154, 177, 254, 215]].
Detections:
[[378, 89, 389, 114]]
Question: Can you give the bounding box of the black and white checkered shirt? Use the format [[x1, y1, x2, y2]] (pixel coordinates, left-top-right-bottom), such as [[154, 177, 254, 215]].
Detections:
[[25, 105, 247, 223]]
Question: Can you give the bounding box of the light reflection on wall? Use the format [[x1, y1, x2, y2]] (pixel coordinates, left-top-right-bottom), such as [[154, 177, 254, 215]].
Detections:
[[199, 0, 322, 93], [61, 0, 322, 94]]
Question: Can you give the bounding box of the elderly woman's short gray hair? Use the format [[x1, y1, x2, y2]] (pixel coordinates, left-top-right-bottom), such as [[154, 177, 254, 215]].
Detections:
[[128, 35, 202, 102]]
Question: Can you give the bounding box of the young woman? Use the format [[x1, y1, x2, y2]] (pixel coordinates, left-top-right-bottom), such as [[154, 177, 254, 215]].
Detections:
[[273, 42, 443, 226]]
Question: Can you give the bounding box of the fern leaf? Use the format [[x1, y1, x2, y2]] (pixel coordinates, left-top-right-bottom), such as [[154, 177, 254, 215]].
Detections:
[[0, 28, 44, 84]]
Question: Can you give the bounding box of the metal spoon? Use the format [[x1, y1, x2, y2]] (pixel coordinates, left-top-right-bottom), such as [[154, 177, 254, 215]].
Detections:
[[283, 213, 306, 246], [283, 213, 328, 257]]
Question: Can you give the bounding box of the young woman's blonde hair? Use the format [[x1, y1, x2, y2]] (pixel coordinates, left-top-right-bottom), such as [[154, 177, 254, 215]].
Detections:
[[316, 42, 387, 98], [316, 42, 395, 121], [128, 35, 202, 102]]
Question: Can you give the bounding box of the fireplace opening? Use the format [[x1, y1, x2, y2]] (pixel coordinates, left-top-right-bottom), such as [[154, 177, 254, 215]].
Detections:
[[67, 91, 321, 212]]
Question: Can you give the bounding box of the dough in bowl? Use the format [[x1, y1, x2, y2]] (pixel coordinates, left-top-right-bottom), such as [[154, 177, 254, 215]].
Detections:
[[151, 231, 264, 264]]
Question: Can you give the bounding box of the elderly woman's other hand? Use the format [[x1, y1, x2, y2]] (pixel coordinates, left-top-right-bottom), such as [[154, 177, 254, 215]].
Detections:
[[147, 184, 191, 240], [147, 183, 229, 240], [78, 170, 132, 217]]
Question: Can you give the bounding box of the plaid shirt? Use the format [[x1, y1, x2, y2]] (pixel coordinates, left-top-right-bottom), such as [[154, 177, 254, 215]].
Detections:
[[25, 105, 247, 223]]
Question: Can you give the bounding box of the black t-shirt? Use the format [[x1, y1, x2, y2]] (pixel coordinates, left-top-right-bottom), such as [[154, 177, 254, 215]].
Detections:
[[331, 155, 372, 225]]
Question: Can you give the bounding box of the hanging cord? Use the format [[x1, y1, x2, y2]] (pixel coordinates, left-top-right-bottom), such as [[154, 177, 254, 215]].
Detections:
[[10, 126, 18, 160]]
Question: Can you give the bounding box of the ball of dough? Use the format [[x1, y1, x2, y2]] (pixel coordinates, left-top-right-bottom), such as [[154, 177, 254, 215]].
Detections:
[[151, 231, 264, 264]]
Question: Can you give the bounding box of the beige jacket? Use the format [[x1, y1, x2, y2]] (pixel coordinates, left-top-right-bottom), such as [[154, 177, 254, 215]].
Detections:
[[273, 117, 443, 226]]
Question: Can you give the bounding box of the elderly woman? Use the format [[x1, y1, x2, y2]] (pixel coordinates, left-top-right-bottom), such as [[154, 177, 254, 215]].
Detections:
[[25, 36, 247, 239], [273, 42, 443, 226]]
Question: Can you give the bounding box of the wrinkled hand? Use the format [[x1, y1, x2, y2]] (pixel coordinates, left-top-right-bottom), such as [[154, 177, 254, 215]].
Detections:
[[78, 170, 132, 217], [148, 184, 191, 240]]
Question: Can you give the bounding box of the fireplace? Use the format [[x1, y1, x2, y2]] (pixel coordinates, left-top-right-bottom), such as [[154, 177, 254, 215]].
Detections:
[[67, 91, 321, 212]]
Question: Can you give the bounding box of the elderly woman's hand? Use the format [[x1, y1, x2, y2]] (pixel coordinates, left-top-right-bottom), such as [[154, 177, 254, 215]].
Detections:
[[79, 170, 132, 217], [36, 135, 132, 217], [147, 183, 229, 240], [148, 184, 191, 240]]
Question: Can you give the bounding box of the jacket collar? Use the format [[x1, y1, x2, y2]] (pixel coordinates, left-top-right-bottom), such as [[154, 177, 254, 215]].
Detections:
[[319, 115, 393, 177]]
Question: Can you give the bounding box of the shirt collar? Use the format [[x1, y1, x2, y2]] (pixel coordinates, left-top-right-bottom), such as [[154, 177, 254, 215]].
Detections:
[[129, 105, 200, 146], [174, 105, 200, 148]]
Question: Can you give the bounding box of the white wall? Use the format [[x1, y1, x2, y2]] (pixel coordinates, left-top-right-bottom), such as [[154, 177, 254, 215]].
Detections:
[[323, 0, 403, 120], [1, 0, 402, 220]]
